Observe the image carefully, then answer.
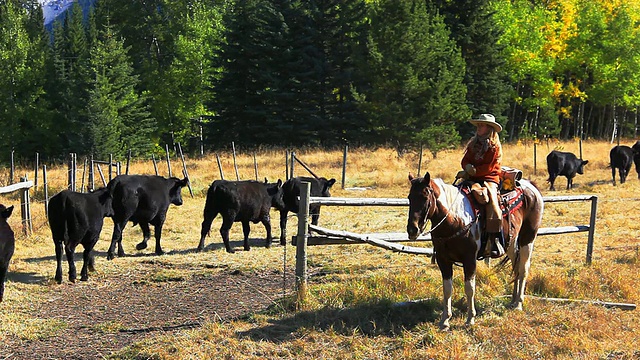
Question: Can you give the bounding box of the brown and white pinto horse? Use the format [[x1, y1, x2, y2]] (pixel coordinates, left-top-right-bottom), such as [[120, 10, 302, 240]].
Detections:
[[407, 172, 544, 330]]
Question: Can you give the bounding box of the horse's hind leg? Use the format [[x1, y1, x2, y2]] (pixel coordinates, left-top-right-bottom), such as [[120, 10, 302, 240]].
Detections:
[[511, 242, 535, 310]]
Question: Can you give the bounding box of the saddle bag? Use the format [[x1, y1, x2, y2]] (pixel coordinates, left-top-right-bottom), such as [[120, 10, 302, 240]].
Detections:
[[500, 166, 523, 191]]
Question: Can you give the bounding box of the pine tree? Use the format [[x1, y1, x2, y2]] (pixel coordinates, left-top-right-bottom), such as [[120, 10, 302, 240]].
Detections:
[[363, 0, 469, 155], [87, 22, 155, 158], [0, 0, 50, 161], [432, 0, 511, 137]]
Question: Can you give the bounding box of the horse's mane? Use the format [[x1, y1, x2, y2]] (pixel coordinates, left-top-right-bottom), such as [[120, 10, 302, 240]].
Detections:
[[432, 178, 475, 224]]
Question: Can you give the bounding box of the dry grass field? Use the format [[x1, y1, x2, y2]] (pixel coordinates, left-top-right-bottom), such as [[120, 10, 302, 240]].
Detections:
[[0, 139, 639, 359]]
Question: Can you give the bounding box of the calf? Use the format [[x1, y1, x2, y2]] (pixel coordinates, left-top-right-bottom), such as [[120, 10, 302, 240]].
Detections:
[[278, 176, 336, 245], [107, 175, 188, 259], [610, 145, 635, 185], [546, 150, 588, 190], [633, 140, 640, 180], [0, 204, 14, 302], [48, 188, 113, 283], [198, 179, 284, 253]]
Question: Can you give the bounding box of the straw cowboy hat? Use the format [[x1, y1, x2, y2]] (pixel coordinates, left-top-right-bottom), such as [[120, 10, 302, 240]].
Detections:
[[469, 113, 502, 132]]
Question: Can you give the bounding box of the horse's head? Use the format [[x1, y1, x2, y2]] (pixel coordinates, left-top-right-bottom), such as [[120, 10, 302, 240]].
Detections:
[[407, 172, 436, 240]]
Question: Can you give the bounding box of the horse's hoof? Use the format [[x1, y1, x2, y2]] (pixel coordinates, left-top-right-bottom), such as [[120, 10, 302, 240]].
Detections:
[[107, 253, 115, 261], [136, 242, 148, 250], [155, 250, 166, 256]]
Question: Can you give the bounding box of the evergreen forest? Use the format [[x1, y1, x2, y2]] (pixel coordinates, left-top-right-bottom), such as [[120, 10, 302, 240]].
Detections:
[[1, 0, 640, 163]]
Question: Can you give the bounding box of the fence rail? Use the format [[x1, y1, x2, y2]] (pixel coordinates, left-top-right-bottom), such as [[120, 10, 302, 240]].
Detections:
[[0, 180, 34, 236]]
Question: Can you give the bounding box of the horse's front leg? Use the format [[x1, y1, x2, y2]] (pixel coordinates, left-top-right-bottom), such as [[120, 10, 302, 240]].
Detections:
[[436, 257, 454, 331], [463, 259, 478, 326], [510, 242, 535, 310]]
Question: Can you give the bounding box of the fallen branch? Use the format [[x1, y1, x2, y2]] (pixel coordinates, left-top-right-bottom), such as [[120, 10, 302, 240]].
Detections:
[[515, 295, 636, 310], [308, 224, 433, 256]]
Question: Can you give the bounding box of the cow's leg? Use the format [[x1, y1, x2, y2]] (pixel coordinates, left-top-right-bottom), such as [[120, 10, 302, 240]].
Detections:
[[152, 222, 166, 256], [108, 220, 127, 260], [279, 210, 289, 246], [65, 243, 77, 283], [220, 212, 235, 253], [81, 237, 99, 281], [242, 221, 251, 251], [310, 205, 321, 225], [136, 222, 152, 250], [436, 256, 454, 331], [54, 240, 64, 284], [0, 265, 7, 302], [463, 259, 478, 326], [198, 209, 218, 251], [510, 242, 535, 310], [612, 167, 617, 186], [262, 213, 273, 248], [549, 175, 556, 191], [567, 177, 572, 190]]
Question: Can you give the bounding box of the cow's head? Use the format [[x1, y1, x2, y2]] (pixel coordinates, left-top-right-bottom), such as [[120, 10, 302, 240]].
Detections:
[[265, 178, 285, 210], [0, 204, 14, 220], [319, 177, 336, 197], [93, 187, 114, 217], [577, 160, 589, 174], [169, 177, 189, 206]]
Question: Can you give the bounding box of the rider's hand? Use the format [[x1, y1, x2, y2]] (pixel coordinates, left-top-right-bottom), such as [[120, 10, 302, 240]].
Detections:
[[464, 164, 476, 176], [456, 170, 468, 180]]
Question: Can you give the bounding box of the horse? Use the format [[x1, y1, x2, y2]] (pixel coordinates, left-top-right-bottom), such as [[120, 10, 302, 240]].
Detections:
[[406, 172, 544, 330]]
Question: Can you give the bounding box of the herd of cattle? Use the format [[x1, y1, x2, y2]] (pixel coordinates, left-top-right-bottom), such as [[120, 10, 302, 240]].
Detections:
[[46, 174, 335, 284], [0, 141, 639, 297], [546, 140, 640, 190]]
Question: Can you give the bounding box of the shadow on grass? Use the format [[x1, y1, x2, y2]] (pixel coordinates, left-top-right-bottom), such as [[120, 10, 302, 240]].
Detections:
[[238, 299, 442, 342], [7, 271, 48, 284]]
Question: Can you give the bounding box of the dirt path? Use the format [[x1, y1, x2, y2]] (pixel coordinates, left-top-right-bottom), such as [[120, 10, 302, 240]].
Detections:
[[1, 268, 293, 359]]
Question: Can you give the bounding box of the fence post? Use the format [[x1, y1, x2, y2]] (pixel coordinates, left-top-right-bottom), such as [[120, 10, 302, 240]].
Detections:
[[126, 149, 131, 175], [290, 151, 295, 178], [43, 165, 49, 219], [417, 144, 423, 176], [295, 181, 311, 307], [34, 152, 39, 188], [10, 150, 14, 184], [341, 144, 348, 189], [586, 195, 598, 264], [109, 154, 113, 181], [165, 144, 173, 177], [232, 142, 239, 180], [68, 153, 74, 191], [152, 154, 159, 176], [89, 155, 95, 191], [19, 176, 32, 236], [215, 153, 224, 180]]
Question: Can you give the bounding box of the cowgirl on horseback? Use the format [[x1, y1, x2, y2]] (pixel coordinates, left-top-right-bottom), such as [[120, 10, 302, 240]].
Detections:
[[459, 114, 505, 259]]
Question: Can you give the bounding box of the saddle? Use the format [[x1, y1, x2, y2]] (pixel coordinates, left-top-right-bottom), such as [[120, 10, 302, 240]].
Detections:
[[457, 166, 525, 219]]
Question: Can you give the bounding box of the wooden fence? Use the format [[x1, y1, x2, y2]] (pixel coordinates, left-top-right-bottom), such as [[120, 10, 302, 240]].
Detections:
[[0, 179, 34, 236], [292, 182, 598, 302]]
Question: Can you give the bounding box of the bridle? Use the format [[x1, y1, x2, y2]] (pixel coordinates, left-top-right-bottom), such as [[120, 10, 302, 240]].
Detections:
[[416, 181, 457, 237]]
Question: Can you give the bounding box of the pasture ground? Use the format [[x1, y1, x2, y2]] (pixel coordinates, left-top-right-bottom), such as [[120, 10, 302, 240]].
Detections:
[[0, 140, 639, 359]]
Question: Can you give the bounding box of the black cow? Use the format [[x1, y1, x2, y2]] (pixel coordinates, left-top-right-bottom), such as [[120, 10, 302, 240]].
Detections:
[[278, 176, 336, 245], [0, 204, 14, 302], [197, 179, 284, 253], [633, 140, 640, 180], [546, 150, 589, 191], [48, 188, 113, 283], [107, 175, 188, 259], [610, 145, 635, 185]]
